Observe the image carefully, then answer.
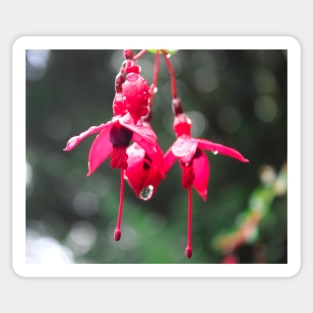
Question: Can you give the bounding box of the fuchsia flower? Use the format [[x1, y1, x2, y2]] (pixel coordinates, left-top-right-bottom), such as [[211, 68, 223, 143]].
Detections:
[[164, 98, 249, 258], [125, 121, 165, 200], [64, 113, 164, 240], [64, 50, 164, 241], [64, 49, 249, 260], [164, 110, 249, 200]]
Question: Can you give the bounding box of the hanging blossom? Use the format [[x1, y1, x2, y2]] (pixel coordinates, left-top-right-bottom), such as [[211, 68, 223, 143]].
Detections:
[[161, 50, 249, 258], [64, 49, 164, 241], [164, 98, 249, 201], [64, 49, 249, 259], [124, 51, 165, 201], [164, 98, 249, 258]]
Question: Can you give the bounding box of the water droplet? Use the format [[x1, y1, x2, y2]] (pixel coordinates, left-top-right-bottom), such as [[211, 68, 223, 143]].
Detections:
[[213, 150, 219, 155], [153, 86, 158, 94], [139, 185, 154, 201]]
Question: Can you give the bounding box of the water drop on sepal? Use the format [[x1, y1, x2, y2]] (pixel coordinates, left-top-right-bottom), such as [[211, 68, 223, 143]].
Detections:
[[139, 185, 154, 201]]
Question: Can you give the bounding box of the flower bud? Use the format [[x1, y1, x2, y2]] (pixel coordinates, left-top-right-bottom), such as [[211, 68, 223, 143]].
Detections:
[[122, 72, 150, 122]]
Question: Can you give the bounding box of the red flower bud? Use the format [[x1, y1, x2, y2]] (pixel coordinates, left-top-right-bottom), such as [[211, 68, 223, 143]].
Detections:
[[122, 72, 150, 123]]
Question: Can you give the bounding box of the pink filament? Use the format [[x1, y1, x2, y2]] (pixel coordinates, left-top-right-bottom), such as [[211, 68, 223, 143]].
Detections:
[[114, 169, 125, 241], [186, 187, 193, 258]]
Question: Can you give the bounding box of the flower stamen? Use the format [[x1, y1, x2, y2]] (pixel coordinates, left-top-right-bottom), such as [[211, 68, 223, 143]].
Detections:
[[186, 187, 193, 258], [114, 169, 125, 241]]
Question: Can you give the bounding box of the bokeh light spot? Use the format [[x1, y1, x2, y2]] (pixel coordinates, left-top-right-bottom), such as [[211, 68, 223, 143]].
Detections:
[[66, 221, 97, 257], [26, 161, 33, 186], [253, 67, 278, 94], [187, 110, 209, 137], [27, 229, 74, 264], [26, 50, 51, 81], [254, 96, 278, 122], [72, 191, 99, 217]]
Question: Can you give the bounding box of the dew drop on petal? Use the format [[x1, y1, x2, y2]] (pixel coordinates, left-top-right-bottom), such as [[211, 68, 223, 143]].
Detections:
[[213, 150, 219, 155], [139, 185, 154, 201], [153, 86, 158, 94]]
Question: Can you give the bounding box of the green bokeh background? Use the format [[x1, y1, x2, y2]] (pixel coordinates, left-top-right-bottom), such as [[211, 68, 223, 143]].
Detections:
[[26, 49, 287, 264]]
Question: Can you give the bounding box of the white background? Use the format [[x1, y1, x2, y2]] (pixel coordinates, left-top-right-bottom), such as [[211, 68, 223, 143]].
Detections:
[[1, 1, 310, 312]]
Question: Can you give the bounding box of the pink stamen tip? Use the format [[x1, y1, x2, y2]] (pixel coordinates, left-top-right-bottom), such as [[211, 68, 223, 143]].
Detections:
[[114, 229, 121, 241], [186, 247, 192, 258]]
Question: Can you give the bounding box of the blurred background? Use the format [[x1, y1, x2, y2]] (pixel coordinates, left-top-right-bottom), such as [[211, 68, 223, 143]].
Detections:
[[26, 49, 287, 264]]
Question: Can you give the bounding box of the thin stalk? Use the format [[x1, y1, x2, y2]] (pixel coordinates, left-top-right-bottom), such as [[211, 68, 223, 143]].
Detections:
[[161, 49, 177, 99], [134, 49, 148, 61], [149, 50, 160, 108]]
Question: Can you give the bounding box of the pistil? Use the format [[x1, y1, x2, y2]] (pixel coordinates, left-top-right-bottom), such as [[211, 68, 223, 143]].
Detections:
[[114, 169, 125, 241], [186, 187, 193, 258]]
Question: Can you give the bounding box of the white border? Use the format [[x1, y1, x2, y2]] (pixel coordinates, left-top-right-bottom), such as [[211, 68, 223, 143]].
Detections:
[[12, 36, 301, 278]]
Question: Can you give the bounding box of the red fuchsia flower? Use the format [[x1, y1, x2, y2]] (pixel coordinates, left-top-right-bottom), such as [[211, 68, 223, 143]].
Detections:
[[164, 98, 249, 258], [64, 113, 164, 240], [124, 50, 164, 200], [64, 49, 163, 241], [124, 121, 165, 201]]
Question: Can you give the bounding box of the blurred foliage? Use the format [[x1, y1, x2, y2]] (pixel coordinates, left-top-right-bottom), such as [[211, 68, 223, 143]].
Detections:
[[213, 163, 287, 263], [26, 49, 287, 264]]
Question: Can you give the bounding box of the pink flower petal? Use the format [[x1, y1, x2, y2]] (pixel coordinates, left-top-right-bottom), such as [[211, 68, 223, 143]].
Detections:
[[125, 143, 164, 200], [87, 122, 114, 176], [192, 149, 210, 201], [119, 114, 164, 173], [163, 149, 177, 174], [124, 144, 146, 196], [126, 143, 146, 164], [63, 123, 108, 151], [196, 138, 249, 163], [170, 136, 198, 164]]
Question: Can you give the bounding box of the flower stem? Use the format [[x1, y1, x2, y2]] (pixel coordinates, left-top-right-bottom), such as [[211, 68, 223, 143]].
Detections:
[[161, 49, 177, 99], [114, 169, 125, 241], [186, 187, 193, 258], [149, 50, 160, 108], [134, 49, 148, 61]]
